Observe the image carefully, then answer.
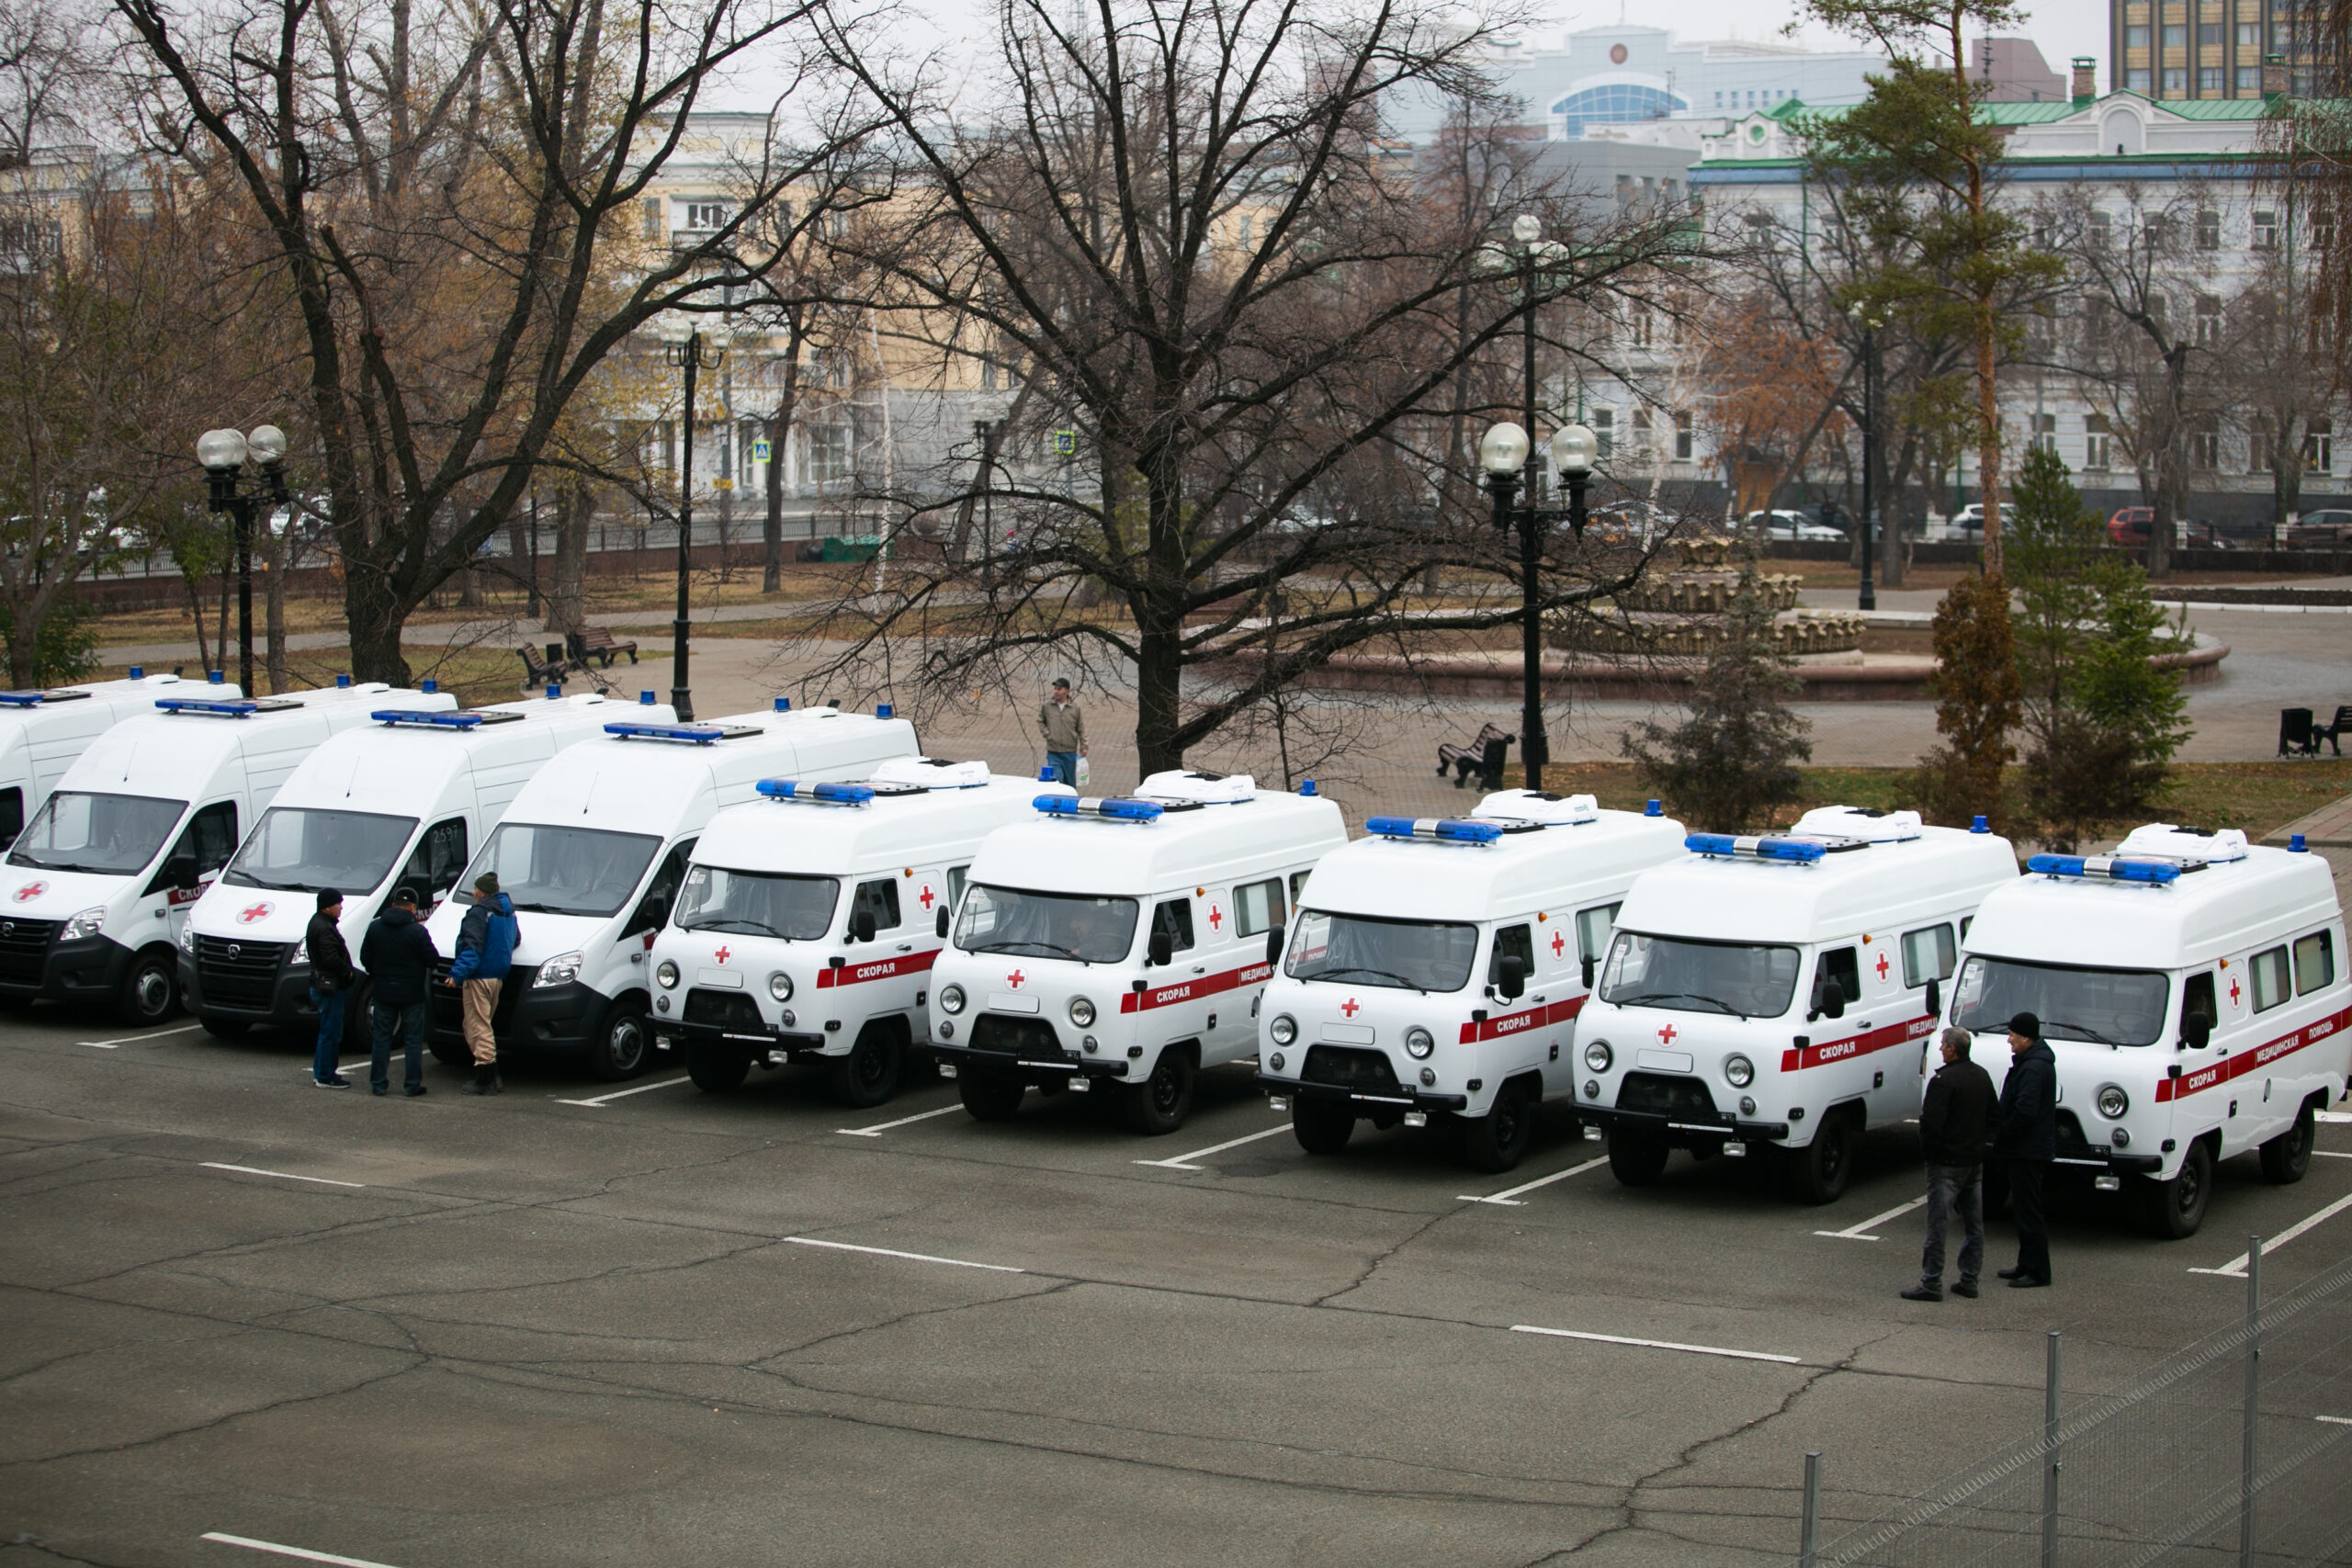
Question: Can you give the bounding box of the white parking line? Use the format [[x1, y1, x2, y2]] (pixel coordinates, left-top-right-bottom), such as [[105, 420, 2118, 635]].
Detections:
[[1815, 1195, 1930, 1242], [1134, 1122, 1291, 1171], [201, 1532, 404, 1567], [1511, 1324, 1803, 1365], [784, 1235, 1023, 1273], [838, 1104, 963, 1137], [1459, 1156, 1608, 1205], [2318, 1416, 2352, 1427], [2319, 1111, 2352, 1123], [2318, 1151, 2352, 1158], [77, 1021, 206, 1049], [2190, 1190, 2352, 1277], [552, 1075, 693, 1109], [200, 1164, 365, 1190]]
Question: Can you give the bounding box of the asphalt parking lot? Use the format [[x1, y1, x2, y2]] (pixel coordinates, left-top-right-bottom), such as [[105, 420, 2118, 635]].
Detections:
[[4, 1012, 2350, 1568]]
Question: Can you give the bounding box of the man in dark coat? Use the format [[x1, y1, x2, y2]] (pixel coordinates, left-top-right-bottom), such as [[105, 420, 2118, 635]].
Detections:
[[360, 886, 438, 1097], [1988, 1010, 2060, 1288], [306, 888, 357, 1089], [1904, 1026, 1997, 1301]]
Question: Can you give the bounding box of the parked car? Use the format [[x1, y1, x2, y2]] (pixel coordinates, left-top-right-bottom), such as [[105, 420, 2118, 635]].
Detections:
[[2285, 509, 2352, 547], [1744, 508, 1844, 542], [1587, 500, 1678, 545], [2107, 508, 2233, 550]]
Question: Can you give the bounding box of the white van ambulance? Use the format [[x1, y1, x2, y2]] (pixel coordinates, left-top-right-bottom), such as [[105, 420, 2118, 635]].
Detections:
[[421, 704, 919, 1080], [928, 772, 1348, 1134], [1950, 824, 2349, 1239], [1577, 807, 2018, 1202], [650, 759, 1060, 1107], [1254, 791, 1688, 1171], [180, 690, 673, 1038], [0, 680, 447, 1023], [0, 669, 242, 846]]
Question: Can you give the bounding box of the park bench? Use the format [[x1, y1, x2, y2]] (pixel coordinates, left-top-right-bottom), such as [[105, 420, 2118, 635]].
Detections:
[[1437, 722, 1515, 791], [568, 626, 639, 668], [2315, 705, 2352, 758], [517, 643, 569, 690]]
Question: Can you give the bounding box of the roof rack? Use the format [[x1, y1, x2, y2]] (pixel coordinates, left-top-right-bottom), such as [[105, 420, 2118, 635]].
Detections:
[[602, 721, 763, 745], [1686, 832, 1870, 863], [1366, 816, 1511, 844], [372, 709, 523, 729], [873, 756, 991, 789], [0, 689, 93, 707], [157, 697, 304, 718], [1035, 794, 1164, 822], [2026, 853, 2191, 885]]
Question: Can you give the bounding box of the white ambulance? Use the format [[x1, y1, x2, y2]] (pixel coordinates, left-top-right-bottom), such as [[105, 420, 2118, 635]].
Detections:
[[1950, 824, 2349, 1239], [929, 772, 1349, 1134], [1577, 807, 2018, 1202], [180, 690, 673, 1038], [0, 681, 447, 1024], [1254, 791, 1689, 1171], [421, 704, 919, 1080], [650, 759, 1060, 1107], [0, 669, 242, 847]]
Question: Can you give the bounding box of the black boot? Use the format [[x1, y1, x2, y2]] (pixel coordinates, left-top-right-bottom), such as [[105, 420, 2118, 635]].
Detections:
[[461, 1063, 500, 1095]]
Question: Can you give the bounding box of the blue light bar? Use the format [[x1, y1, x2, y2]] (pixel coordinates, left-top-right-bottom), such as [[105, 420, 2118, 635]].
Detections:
[[0, 692, 45, 707], [2026, 853, 2182, 885], [1686, 832, 1827, 863], [757, 779, 876, 805], [604, 722, 728, 744], [374, 709, 484, 729], [1366, 816, 1507, 844], [157, 698, 260, 717], [1035, 794, 1164, 821]]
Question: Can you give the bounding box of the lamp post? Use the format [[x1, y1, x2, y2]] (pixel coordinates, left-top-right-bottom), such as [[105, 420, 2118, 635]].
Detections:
[[1846, 302, 1881, 614], [196, 423, 290, 696], [1480, 420, 1597, 794], [656, 316, 728, 720], [971, 418, 997, 595]]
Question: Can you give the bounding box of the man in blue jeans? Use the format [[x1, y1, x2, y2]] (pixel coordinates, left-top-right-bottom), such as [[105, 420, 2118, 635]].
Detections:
[[306, 888, 356, 1088], [360, 886, 438, 1097], [1037, 677, 1085, 786]]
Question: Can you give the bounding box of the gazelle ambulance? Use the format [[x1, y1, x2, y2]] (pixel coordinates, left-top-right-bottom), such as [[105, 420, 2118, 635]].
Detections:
[[650, 759, 1062, 1108], [0, 669, 242, 845], [929, 772, 1348, 1134], [1255, 791, 1688, 1171], [1950, 824, 2348, 1239], [179, 689, 673, 1038], [0, 680, 447, 1024], [1577, 807, 2018, 1202], [420, 704, 919, 1081]]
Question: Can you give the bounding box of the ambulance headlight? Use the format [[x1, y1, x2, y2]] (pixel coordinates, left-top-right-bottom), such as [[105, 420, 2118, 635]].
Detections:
[[1405, 1026, 1434, 1059], [1584, 1039, 1612, 1073], [61, 907, 105, 942], [938, 983, 966, 1014], [1724, 1054, 1755, 1089], [1270, 1013, 1297, 1046], [768, 972, 794, 1002], [288, 939, 308, 967], [177, 921, 197, 953], [537, 951, 584, 988], [1069, 996, 1096, 1028], [2096, 1084, 2129, 1120], [653, 959, 678, 989]]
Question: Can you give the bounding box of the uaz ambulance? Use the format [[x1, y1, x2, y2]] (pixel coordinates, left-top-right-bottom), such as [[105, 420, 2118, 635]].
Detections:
[[1254, 791, 1688, 1171], [0, 670, 241, 846], [421, 704, 919, 1080], [1577, 807, 2018, 1202], [179, 690, 671, 1038], [0, 681, 447, 1023], [650, 759, 1061, 1107], [928, 772, 1348, 1134], [1949, 824, 2349, 1239]]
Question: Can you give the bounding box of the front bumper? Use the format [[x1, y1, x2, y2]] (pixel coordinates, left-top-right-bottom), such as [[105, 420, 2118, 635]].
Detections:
[[1578, 1102, 1793, 1143], [428, 976, 605, 1053], [931, 1039, 1131, 1085], [0, 933, 135, 1004], [1255, 1072, 1469, 1114], [671, 1016, 832, 1057], [180, 956, 320, 1026]]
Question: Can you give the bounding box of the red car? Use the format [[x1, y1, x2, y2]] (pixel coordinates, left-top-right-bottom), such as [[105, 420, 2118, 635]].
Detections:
[[2108, 509, 2233, 549]]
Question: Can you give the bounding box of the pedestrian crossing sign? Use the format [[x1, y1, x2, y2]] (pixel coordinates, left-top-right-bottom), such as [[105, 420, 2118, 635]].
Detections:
[[1052, 429, 1077, 456], [752, 440, 772, 463]]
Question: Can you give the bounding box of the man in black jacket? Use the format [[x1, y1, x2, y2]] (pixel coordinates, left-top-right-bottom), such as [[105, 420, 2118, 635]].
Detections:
[[360, 887, 438, 1097], [1904, 1027, 1997, 1302], [1989, 1010, 2060, 1288], [306, 889, 356, 1089]]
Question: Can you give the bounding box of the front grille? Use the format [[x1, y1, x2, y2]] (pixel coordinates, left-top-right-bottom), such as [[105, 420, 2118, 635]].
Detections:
[[684, 988, 767, 1035], [1301, 1044, 1402, 1095], [195, 935, 287, 1010], [0, 917, 58, 984], [968, 1014, 1062, 1056], [1615, 1071, 1721, 1121]]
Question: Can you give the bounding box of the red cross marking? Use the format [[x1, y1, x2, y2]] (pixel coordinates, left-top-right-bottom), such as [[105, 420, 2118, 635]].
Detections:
[[1340, 997, 1360, 1017], [1875, 952, 1891, 982], [1008, 969, 1025, 989], [2230, 976, 2243, 1007], [1208, 905, 1222, 931], [918, 885, 935, 908], [1657, 1023, 1678, 1045], [715, 946, 730, 964], [1551, 931, 1567, 958], [240, 903, 271, 924]]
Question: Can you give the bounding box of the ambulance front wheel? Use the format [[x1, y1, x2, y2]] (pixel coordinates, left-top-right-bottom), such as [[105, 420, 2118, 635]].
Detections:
[[1459, 1077, 1536, 1173], [1607, 1128, 1669, 1186], [2258, 1098, 2317, 1185], [588, 999, 653, 1081], [1293, 1100, 1354, 1156], [117, 946, 179, 1027], [958, 1067, 1024, 1121], [831, 1020, 906, 1108], [1783, 1110, 1857, 1205], [684, 1038, 751, 1093], [1122, 1046, 1196, 1135], [2137, 1139, 2212, 1239]]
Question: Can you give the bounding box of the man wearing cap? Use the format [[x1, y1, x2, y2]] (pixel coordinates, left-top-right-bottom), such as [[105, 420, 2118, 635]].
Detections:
[[446, 873, 519, 1095], [1037, 678, 1086, 787], [306, 889, 356, 1089], [1988, 1010, 2059, 1288], [1903, 1026, 1996, 1301], [360, 886, 438, 1097]]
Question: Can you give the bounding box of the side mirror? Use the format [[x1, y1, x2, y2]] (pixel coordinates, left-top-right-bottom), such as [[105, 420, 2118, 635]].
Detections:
[[852, 909, 876, 943], [2182, 1013, 2212, 1051], [1265, 922, 1284, 967], [936, 907, 950, 940], [1925, 977, 1941, 1020], [1148, 929, 1173, 967], [1496, 953, 1526, 1002], [166, 850, 198, 890], [1812, 976, 1846, 1021], [1580, 954, 1597, 990]]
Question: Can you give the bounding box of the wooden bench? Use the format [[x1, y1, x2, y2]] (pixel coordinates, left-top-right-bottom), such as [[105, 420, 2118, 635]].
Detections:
[[568, 626, 639, 668], [1437, 722, 1515, 790], [518, 643, 568, 689], [2315, 705, 2352, 758]]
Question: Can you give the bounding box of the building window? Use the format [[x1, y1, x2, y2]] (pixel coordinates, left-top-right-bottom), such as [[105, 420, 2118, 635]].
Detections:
[[2085, 413, 2113, 470], [2091, 209, 2112, 248], [640, 198, 663, 238], [2314, 210, 2337, 253], [2253, 209, 2278, 249], [2126, 23, 2150, 46], [2198, 66, 2222, 92], [2162, 23, 2186, 46], [2031, 412, 2058, 454], [2198, 21, 2222, 45], [1632, 407, 1653, 451], [1591, 408, 1614, 457], [2236, 65, 2260, 90], [807, 423, 854, 487], [1673, 412, 1695, 461], [2162, 66, 2187, 92], [683, 201, 730, 231], [2196, 209, 2221, 248], [2307, 420, 2335, 473], [1547, 82, 1690, 139], [2193, 418, 2220, 468], [2127, 67, 2153, 90], [2236, 20, 2260, 45], [2196, 293, 2222, 344]]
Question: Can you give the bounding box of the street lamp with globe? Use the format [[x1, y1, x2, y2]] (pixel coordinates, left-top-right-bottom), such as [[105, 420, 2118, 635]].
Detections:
[[196, 423, 290, 695], [1480, 419, 1597, 794]]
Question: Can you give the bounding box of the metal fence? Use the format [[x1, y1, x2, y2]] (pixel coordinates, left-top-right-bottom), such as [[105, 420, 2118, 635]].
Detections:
[[1801, 1238, 2352, 1567]]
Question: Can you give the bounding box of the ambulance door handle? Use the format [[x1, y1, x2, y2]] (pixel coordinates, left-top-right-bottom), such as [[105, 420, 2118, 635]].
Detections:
[[1191, 964, 1205, 975], [895, 942, 913, 953]]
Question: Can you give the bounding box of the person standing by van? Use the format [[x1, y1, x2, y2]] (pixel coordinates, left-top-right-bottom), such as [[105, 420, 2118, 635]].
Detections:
[[1037, 678, 1086, 786], [307, 889, 356, 1089], [447, 873, 519, 1096], [1904, 1027, 1996, 1302], [1990, 1011, 2058, 1289], [362, 887, 437, 1097]]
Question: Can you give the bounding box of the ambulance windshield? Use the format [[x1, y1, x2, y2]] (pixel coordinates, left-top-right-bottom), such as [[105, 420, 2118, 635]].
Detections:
[[1284, 910, 1478, 992], [675, 865, 838, 941], [1599, 932, 1801, 1018], [466, 822, 661, 918], [8, 791, 183, 875], [1951, 956, 2169, 1046], [223, 807, 415, 895], [956, 885, 1138, 964]]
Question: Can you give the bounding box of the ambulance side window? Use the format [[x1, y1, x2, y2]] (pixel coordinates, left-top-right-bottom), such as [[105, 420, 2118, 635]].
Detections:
[[1150, 898, 1194, 953], [626, 840, 695, 937], [1815, 947, 1860, 1008], [852, 878, 901, 932], [401, 818, 468, 900], [150, 802, 237, 897], [1289, 871, 1310, 908], [1900, 924, 1956, 987], [1488, 924, 1535, 987], [0, 786, 20, 847], [2182, 972, 2217, 1030], [1574, 904, 1619, 964], [1234, 877, 1284, 938], [2250, 946, 2292, 1012], [2295, 931, 2335, 995], [946, 865, 967, 910]]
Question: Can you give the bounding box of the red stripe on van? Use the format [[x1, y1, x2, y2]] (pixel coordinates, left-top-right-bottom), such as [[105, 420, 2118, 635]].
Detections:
[[1118, 961, 1273, 1013], [1457, 993, 1586, 1044], [816, 950, 940, 988], [2154, 1003, 2352, 1101], [1780, 1014, 1939, 1073]]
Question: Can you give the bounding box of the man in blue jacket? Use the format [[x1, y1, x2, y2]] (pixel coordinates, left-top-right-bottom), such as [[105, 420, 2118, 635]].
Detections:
[[1989, 1010, 2060, 1289], [447, 872, 519, 1095]]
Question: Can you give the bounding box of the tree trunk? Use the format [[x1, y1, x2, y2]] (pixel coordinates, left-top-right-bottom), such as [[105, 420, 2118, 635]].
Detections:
[[345, 564, 411, 687], [183, 572, 212, 675], [215, 572, 229, 681], [264, 528, 289, 694], [548, 484, 591, 637], [763, 351, 797, 593]]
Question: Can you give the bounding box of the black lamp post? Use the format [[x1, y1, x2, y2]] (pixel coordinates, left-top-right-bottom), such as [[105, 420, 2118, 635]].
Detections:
[[1847, 302, 1881, 614], [1479, 419, 1597, 795], [196, 423, 289, 696], [657, 317, 728, 720]]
